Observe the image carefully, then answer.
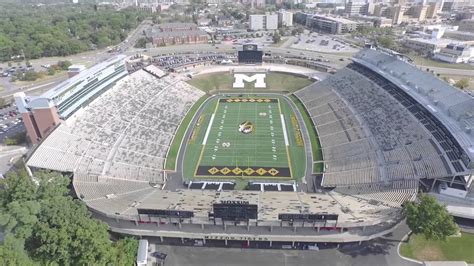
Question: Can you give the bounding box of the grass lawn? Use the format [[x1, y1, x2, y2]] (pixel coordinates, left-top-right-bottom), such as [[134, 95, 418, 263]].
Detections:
[[187, 72, 313, 93], [439, 74, 474, 92], [13, 70, 67, 86], [410, 55, 474, 70], [400, 233, 474, 263], [183, 95, 305, 181], [289, 94, 324, 173], [165, 95, 209, 170]]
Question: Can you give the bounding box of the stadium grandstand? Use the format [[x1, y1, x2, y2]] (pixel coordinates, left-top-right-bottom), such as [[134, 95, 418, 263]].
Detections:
[[27, 69, 204, 184], [20, 48, 473, 246], [295, 48, 473, 199], [15, 55, 128, 144]]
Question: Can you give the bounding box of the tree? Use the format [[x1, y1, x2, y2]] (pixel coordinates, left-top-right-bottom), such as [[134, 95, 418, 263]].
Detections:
[[113, 237, 139, 265], [376, 35, 395, 49], [47, 68, 56, 76], [0, 169, 39, 239], [278, 27, 286, 37], [0, 97, 8, 108], [135, 37, 148, 48], [273, 31, 281, 44], [0, 4, 146, 62], [404, 194, 458, 240], [0, 169, 138, 265], [57, 60, 72, 70], [454, 78, 470, 90], [0, 234, 35, 266]]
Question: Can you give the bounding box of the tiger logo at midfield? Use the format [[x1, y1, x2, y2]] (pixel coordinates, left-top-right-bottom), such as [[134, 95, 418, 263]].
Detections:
[[238, 121, 254, 134]]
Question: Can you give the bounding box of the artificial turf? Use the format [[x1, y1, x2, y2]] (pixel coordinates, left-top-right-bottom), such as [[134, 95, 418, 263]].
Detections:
[[183, 95, 305, 181]]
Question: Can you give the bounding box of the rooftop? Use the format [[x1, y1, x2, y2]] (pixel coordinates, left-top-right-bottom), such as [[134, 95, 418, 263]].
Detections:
[[354, 48, 474, 167], [406, 37, 461, 46], [41, 54, 127, 100], [311, 14, 358, 24]]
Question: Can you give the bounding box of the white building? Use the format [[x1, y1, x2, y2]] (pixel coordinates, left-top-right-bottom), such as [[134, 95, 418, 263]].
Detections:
[[403, 37, 457, 55], [278, 10, 293, 27], [266, 13, 278, 30], [434, 44, 474, 63], [249, 13, 278, 31], [250, 15, 265, 31]]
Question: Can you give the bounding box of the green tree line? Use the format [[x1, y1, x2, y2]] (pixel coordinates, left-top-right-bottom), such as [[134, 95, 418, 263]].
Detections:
[[0, 4, 146, 61], [0, 169, 138, 265]]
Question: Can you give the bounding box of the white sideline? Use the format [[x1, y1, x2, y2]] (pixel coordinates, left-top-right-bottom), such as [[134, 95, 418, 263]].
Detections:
[[280, 114, 289, 146], [202, 114, 215, 145]]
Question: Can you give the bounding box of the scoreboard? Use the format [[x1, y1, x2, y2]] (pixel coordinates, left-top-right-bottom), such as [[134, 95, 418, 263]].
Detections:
[[238, 44, 263, 64], [212, 201, 258, 221]]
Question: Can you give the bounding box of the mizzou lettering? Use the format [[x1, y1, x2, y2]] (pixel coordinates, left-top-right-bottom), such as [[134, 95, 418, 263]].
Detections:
[[233, 73, 266, 88]]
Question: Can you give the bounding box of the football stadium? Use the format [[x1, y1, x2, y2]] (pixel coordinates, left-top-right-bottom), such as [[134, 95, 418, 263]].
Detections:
[[16, 46, 474, 248]]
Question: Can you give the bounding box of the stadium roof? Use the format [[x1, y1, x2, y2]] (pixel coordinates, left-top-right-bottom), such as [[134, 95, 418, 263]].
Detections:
[[40, 54, 127, 100], [353, 48, 474, 167]]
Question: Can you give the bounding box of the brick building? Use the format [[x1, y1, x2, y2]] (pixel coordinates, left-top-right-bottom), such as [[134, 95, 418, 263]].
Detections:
[[146, 23, 209, 46]]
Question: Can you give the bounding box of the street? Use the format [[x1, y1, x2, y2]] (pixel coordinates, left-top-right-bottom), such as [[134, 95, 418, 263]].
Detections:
[[144, 222, 418, 266]]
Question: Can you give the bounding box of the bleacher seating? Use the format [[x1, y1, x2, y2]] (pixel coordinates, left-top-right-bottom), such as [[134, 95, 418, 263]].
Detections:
[[295, 64, 452, 187], [334, 180, 418, 207], [28, 69, 205, 205]]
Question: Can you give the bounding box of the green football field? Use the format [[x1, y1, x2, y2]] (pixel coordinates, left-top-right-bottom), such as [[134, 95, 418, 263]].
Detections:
[[183, 95, 306, 181]]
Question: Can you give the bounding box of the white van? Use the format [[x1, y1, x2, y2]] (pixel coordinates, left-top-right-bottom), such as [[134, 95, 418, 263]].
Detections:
[[136, 239, 148, 266]]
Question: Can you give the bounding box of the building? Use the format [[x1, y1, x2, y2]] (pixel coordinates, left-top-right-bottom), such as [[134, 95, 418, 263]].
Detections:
[[413, 4, 429, 21], [434, 44, 474, 63], [392, 5, 404, 25], [250, 15, 265, 30], [345, 0, 368, 16], [403, 37, 457, 55], [197, 18, 212, 26], [266, 13, 278, 30], [249, 13, 278, 30], [373, 4, 390, 17], [459, 19, 474, 33], [444, 30, 474, 41], [251, 0, 265, 8], [306, 14, 359, 34], [426, 2, 440, 19], [277, 10, 293, 27], [352, 15, 393, 27], [15, 55, 127, 144], [366, 1, 375, 15], [145, 23, 209, 46], [294, 11, 311, 26]]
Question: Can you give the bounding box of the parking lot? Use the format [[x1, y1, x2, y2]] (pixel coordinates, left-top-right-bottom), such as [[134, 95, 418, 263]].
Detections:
[[0, 104, 25, 142], [291, 33, 359, 54]]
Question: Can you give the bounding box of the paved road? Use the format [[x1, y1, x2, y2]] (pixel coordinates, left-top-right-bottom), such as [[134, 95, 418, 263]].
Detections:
[[417, 66, 474, 77], [0, 145, 27, 174], [146, 221, 418, 266]]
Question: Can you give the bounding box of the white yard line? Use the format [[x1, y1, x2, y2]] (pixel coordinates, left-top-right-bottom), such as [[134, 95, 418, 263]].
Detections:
[[280, 114, 289, 146], [202, 113, 215, 145]]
